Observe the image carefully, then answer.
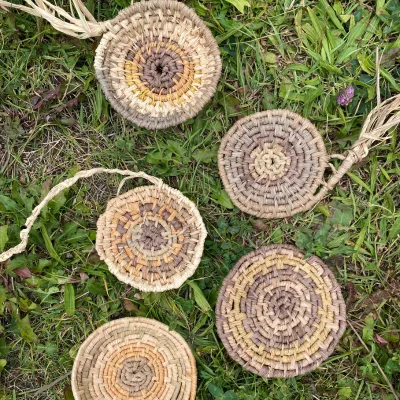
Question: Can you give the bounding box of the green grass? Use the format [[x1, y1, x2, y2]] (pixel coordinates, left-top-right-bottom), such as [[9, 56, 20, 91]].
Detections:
[[0, 0, 400, 399]]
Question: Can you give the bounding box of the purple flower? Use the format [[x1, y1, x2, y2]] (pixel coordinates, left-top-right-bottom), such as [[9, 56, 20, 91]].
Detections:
[[337, 86, 355, 106]]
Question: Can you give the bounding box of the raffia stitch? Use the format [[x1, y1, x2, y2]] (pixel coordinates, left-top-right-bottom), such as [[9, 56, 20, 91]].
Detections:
[[72, 317, 197, 400], [216, 244, 346, 378]]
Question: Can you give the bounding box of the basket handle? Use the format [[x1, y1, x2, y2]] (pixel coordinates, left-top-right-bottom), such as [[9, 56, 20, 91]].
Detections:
[[0, 0, 109, 38], [0, 168, 163, 263], [312, 93, 400, 204]]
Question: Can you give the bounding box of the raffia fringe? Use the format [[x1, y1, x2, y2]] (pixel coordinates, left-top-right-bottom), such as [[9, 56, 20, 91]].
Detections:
[[0, 0, 108, 38], [314, 93, 400, 203]]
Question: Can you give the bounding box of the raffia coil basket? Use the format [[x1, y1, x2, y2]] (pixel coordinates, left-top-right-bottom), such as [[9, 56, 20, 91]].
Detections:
[[0, 168, 207, 292], [216, 244, 346, 378], [0, 0, 221, 129], [72, 317, 197, 400], [218, 110, 327, 218], [96, 183, 207, 292], [218, 97, 400, 218]]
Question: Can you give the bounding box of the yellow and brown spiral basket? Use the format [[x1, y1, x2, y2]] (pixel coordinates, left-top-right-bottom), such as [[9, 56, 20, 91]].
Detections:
[[216, 244, 346, 378]]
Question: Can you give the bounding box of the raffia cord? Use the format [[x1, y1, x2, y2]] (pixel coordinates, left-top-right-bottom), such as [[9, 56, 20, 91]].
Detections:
[[0, 168, 163, 263], [0, 0, 108, 38]]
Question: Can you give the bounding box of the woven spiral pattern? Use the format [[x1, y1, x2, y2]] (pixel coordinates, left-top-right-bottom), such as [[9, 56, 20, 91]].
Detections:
[[218, 110, 328, 218], [72, 318, 196, 400], [216, 245, 346, 378], [96, 185, 207, 292], [95, 0, 221, 129]]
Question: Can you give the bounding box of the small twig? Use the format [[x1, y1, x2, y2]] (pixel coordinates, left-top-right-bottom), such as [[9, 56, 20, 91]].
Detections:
[[20, 371, 71, 396], [348, 321, 399, 400]]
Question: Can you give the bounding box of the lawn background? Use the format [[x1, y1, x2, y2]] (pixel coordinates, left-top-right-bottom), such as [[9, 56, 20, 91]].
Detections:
[[0, 0, 400, 399]]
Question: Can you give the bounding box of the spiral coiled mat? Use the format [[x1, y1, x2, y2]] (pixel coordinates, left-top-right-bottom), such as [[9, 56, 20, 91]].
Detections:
[[218, 110, 328, 218], [95, 0, 221, 129], [216, 244, 346, 378], [72, 318, 196, 400], [96, 185, 207, 292]]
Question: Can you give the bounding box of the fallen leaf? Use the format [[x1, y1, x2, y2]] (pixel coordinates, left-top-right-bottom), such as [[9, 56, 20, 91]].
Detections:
[[374, 334, 389, 345], [79, 272, 89, 282], [32, 83, 62, 111], [13, 267, 32, 279], [346, 281, 358, 307], [123, 299, 139, 312], [252, 220, 268, 232]]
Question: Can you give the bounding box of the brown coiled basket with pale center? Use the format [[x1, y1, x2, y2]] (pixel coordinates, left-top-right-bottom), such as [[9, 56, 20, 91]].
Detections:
[[72, 317, 197, 400], [216, 244, 346, 378], [218, 96, 400, 218], [0, 0, 222, 129]]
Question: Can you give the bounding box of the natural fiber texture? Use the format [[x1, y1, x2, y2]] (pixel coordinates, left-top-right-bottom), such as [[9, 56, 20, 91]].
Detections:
[[0, 0, 108, 38], [94, 0, 221, 129], [219, 95, 400, 218], [96, 185, 207, 292], [0, 0, 221, 129], [218, 110, 327, 218], [216, 244, 346, 378], [0, 168, 207, 292], [72, 317, 197, 400]]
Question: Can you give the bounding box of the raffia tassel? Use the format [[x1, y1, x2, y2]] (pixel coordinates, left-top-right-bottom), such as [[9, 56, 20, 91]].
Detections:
[[314, 93, 400, 203], [0, 0, 107, 38]]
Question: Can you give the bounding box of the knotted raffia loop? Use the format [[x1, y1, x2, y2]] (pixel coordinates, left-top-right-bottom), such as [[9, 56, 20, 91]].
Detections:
[[0, 168, 162, 263], [219, 95, 400, 219], [71, 317, 197, 400], [96, 185, 207, 292], [0, 168, 206, 293], [216, 245, 346, 378], [94, 0, 221, 129], [0, 0, 108, 38], [218, 110, 328, 219]]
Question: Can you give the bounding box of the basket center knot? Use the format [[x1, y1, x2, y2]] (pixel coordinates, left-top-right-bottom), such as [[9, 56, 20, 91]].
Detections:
[[250, 143, 289, 181], [271, 294, 296, 320], [141, 45, 184, 93], [119, 357, 154, 394], [137, 220, 169, 251]]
